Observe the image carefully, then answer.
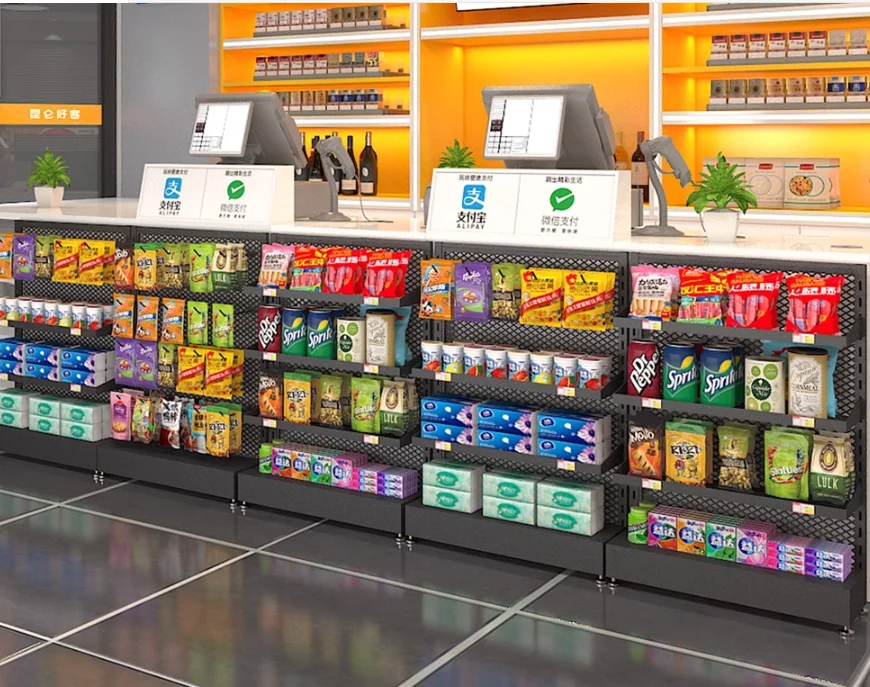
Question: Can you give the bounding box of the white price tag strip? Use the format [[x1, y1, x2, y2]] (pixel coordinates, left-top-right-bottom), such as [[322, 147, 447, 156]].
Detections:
[[556, 460, 576, 472], [263, 352, 277, 362], [0, 320, 7, 327], [263, 418, 277, 428], [363, 297, 378, 305], [557, 387, 576, 398], [792, 502, 815, 516], [642, 479, 662, 491], [642, 398, 662, 409], [792, 333, 815, 344], [435, 372, 452, 382], [641, 320, 662, 331], [70, 384, 82, 393], [792, 415, 815, 429], [364, 434, 379, 445], [71, 328, 81, 337], [434, 440, 452, 451], [263, 288, 277, 297], [0, 373, 7, 381], [363, 364, 379, 374]]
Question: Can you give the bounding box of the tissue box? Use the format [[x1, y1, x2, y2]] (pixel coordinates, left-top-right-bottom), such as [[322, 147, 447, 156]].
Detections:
[[477, 402, 537, 436], [537, 410, 611, 445], [423, 485, 481, 513], [422, 460, 484, 492], [60, 348, 114, 372], [420, 395, 478, 426], [536, 506, 603, 536], [24, 343, 61, 366], [0, 389, 38, 412], [536, 478, 603, 513], [23, 363, 58, 380], [62, 420, 106, 442], [536, 438, 607, 464], [483, 471, 540, 503], [483, 496, 536, 525], [0, 337, 27, 361], [0, 409, 27, 428], [29, 395, 62, 418], [61, 400, 106, 424], [30, 415, 60, 435], [477, 429, 534, 454], [60, 368, 111, 387], [0, 359, 17, 374], [420, 420, 475, 445]]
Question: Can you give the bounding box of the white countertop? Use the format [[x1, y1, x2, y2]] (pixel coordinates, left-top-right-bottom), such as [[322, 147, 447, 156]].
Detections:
[[0, 198, 868, 264]]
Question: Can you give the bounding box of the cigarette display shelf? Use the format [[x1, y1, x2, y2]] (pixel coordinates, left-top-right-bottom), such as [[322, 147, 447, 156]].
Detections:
[[246, 349, 419, 376], [605, 536, 865, 629], [611, 469, 862, 521], [411, 436, 623, 476], [0, 321, 112, 339], [663, 109, 870, 125], [411, 368, 622, 400], [237, 467, 415, 534], [614, 316, 863, 349], [244, 25, 410, 42], [251, 70, 407, 84], [405, 500, 621, 576], [613, 393, 861, 433], [243, 414, 414, 448], [242, 285, 419, 308], [1, 374, 117, 396], [707, 102, 870, 112], [0, 425, 104, 471], [702, 55, 870, 69], [97, 441, 251, 500]]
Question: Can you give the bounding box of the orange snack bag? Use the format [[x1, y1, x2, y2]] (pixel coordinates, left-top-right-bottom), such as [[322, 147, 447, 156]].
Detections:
[[420, 259, 456, 321], [135, 295, 159, 341], [0, 234, 12, 280], [112, 292, 136, 338], [160, 298, 186, 344]]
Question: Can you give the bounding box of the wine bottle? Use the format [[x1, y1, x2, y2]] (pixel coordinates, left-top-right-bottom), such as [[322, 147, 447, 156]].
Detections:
[[309, 135, 323, 180], [296, 132, 310, 181], [359, 131, 378, 196], [631, 130, 649, 203], [329, 130, 343, 186], [614, 131, 630, 171], [341, 134, 359, 195]]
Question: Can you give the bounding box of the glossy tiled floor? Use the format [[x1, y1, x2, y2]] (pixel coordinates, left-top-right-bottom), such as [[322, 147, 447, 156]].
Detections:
[[0, 454, 867, 686]]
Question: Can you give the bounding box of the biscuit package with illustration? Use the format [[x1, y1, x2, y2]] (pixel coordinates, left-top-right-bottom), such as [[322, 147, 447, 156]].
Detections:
[[455, 262, 491, 323], [160, 298, 185, 344], [114, 243, 134, 288], [665, 419, 713, 486], [135, 296, 159, 341], [113, 293, 136, 338], [283, 372, 312, 423], [206, 406, 231, 457], [134, 243, 159, 291], [53, 239, 82, 283], [628, 413, 664, 479], [259, 372, 283, 419]]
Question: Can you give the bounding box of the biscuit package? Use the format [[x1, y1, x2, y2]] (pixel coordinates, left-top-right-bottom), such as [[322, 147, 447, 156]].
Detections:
[[78, 241, 107, 285], [134, 340, 158, 389], [629, 265, 681, 321], [628, 414, 664, 479], [420, 259, 456, 321], [206, 406, 231, 457], [725, 271, 782, 329], [259, 372, 283, 420], [134, 243, 159, 291], [785, 274, 844, 335], [455, 262, 491, 322], [114, 338, 135, 383], [563, 270, 615, 331], [232, 349, 244, 399], [0, 234, 11, 280], [258, 244, 295, 288], [520, 268, 563, 327], [135, 296, 159, 341], [113, 293, 136, 338], [160, 298, 185, 344], [491, 262, 524, 321], [665, 419, 713, 486], [283, 372, 312, 423]]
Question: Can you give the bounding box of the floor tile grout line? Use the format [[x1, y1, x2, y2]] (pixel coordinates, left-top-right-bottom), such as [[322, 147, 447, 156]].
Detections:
[[0, 486, 55, 505], [516, 609, 845, 687], [0, 620, 51, 643], [0, 642, 47, 668], [259, 548, 510, 613], [396, 571, 571, 687], [0, 503, 58, 529], [55, 641, 200, 687], [60, 479, 135, 506]]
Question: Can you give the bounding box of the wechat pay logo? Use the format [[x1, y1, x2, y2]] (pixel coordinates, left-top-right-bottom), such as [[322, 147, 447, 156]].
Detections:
[[227, 180, 246, 200], [549, 187, 575, 211]]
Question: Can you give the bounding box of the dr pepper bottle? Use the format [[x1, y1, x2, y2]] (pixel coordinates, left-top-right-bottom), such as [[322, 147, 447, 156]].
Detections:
[[258, 305, 282, 353], [627, 340, 661, 398]]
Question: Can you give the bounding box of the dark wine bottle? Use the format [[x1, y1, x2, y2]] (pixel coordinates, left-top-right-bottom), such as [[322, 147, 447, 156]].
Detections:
[[359, 131, 378, 196], [340, 134, 359, 195], [328, 130, 343, 186], [309, 135, 323, 180], [296, 132, 310, 181], [631, 130, 649, 203]]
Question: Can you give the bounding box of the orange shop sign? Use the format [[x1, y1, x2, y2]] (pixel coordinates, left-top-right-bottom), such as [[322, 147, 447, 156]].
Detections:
[[0, 104, 102, 126]]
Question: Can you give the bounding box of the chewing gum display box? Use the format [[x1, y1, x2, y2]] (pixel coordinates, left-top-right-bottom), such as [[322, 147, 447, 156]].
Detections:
[[537, 506, 603, 536], [483, 471, 540, 503], [423, 460, 484, 492], [0, 389, 38, 412], [331, 453, 367, 489], [30, 415, 60, 435], [536, 478, 603, 513], [423, 485, 482, 513], [484, 496, 535, 525]]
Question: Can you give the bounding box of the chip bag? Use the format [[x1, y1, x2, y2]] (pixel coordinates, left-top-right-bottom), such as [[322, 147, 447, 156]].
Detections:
[[364, 249, 410, 298], [189, 404, 207, 454], [205, 406, 231, 457], [259, 372, 283, 420], [205, 349, 234, 400], [628, 413, 664, 478], [187, 301, 209, 345], [160, 298, 185, 344], [717, 423, 757, 491], [258, 243, 295, 288], [785, 274, 845, 336], [131, 395, 155, 444], [420, 259, 456, 321], [0, 234, 11, 280], [134, 243, 158, 290], [665, 419, 713, 486], [491, 262, 524, 321], [319, 374, 343, 427], [324, 247, 366, 295], [283, 372, 312, 423], [629, 265, 681, 321], [160, 243, 186, 289], [231, 349, 244, 399], [53, 238, 82, 283], [764, 427, 811, 500], [290, 245, 326, 291], [12, 234, 35, 281], [212, 243, 236, 291], [160, 399, 183, 450], [112, 293, 136, 338], [563, 270, 615, 331], [520, 268, 563, 327], [114, 242, 135, 288], [677, 268, 729, 325], [217, 402, 242, 453], [158, 342, 177, 387], [177, 346, 206, 395], [78, 241, 106, 285], [211, 304, 234, 348], [189, 243, 215, 293], [351, 376, 381, 434], [725, 271, 782, 329], [135, 295, 159, 341], [35, 235, 57, 279]]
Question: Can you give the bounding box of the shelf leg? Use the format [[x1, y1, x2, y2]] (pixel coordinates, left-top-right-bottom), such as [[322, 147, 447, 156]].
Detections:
[[861, 604, 869, 617], [229, 499, 237, 513], [99, 471, 105, 485], [240, 501, 247, 515], [841, 626, 855, 639], [93, 471, 99, 484], [596, 575, 606, 589], [608, 577, 619, 590], [395, 533, 403, 549]]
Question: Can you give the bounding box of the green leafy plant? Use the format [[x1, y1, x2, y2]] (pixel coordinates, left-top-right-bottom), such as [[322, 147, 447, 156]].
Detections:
[[686, 152, 756, 214], [438, 139, 475, 168], [28, 148, 70, 189]]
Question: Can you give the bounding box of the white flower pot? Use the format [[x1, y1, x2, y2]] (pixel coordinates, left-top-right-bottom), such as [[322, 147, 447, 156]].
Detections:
[[700, 208, 740, 243], [34, 186, 64, 209]]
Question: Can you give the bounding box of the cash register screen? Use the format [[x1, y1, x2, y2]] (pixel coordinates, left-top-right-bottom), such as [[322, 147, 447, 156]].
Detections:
[[189, 101, 253, 156], [484, 95, 564, 160]]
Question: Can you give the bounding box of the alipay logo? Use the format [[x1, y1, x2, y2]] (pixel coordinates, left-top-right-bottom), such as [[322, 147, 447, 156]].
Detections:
[[163, 177, 182, 200], [461, 184, 486, 210]]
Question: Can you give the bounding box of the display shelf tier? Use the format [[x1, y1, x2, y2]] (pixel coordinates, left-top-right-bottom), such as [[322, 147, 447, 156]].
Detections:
[[684, 56, 870, 74], [0, 321, 112, 338], [0, 425, 103, 472], [223, 28, 411, 50], [243, 71, 408, 86], [237, 468, 414, 534], [242, 285, 418, 308], [664, 109, 870, 125], [421, 15, 649, 45], [246, 349, 418, 376], [3, 374, 117, 395], [97, 441, 251, 500], [243, 414, 413, 448], [411, 436, 623, 476], [292, 114, 411, 128], [606, 536, 865, 628], [411, 368, 621, 400], [405, 500, 620, 575], [663, 3, 870, 29]]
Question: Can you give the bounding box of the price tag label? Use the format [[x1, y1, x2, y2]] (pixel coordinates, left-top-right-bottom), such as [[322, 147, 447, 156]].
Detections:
[[70, 328, 82, 337], [363, 364, 379, 374], [364, 434, 379, 445], [792, 333, 815, 344], [263, 418, 277, 428], [792, 415, 815, 429], [363, 297, 379, 305], [642, 398, 662, 410], [435, 372, 452, 382], [0, 373, 7, 381], [70, 384, 82, 393], [556, 460, 576, 472], [642, 479, 662, 491], [792, 502, 815, 516], [641, 320, 662, 331], [557, 387, 576, 398], [263, 288, 277, 297], [263, 352, 277, 362], [0, 320, 7, 327], [434, 440, 452, 451]]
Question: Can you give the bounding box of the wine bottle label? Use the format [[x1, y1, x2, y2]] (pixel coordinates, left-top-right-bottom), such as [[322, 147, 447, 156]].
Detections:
[[362, 168, 370, 178], [631, 161, 648, 186], [360, 182, 374, 194], [341, 179, 357, 191]]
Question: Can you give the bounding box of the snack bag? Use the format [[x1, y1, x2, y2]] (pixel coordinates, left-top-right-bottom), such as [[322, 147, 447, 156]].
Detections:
[[134, 341, 158, 389], [206, 406, 231, 457], [212, 243, 237, 291], [258, 243, 295, 288], [491, 262, 524, 321], [212, 304, 234, 348], [297, 369, 322, 423], [259, 372, 283, 420], [283, 372, 312, 423], [131, 396, 155, 444], [563, 270, 615, 331], [53, 238, 82, 282], [677, 268, 729, 325], [337, 372, 353, 426], [785, 274, 845, 335], [0, 234, 11, 280], [12, 234, 35, 281], [78, 241, 105, 285], [35, 235, 57, 279], [629, 265, 681, 321], [319, 374, 343, 427], [455, 261, 491, 322], [110, 391, 135, 441], [290, 245, 327, 291], [379, 379, 409, 437], [218, 402, 243, 453], [159, 399, 183, 450], [233, 243, 248, 289], [717, 423, 757, 491], [112, 293, 136, 338], [231, 349, 244, 399], [189, 243, 215, 293], [161, 243, 185, 289], [764, 428, 810, 500], [420, 259, 456, 321], [114, 242, 134, 288], [628, 413, 664, 478], [351, 376, 381, 434], [177, 346, 206, 395], [364, 250, 410, 298], [187, 301, 209, 345], [811, 433, 852, 506], [134, 243, 158, 290], [102, 241, 116, 285], [205, 349, 234, 400], [726, 271, 782, 329], [158, 343, 177, 387], [189, 405, 207, 454], [665, 420, 713, 486], [324, 247, 366, 295], [114, 338, 135, 382], [160, 298, 185, 344], [135, 296, 159, 341], [520, 268, 563, 327]]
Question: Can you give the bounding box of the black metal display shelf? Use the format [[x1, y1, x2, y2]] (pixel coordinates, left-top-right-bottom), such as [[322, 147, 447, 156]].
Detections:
[[0, 425, 103, 471], [246, 349, 419, 376], [405, 501, 621, 575], [411, 368, 622, 400], [412, 436, 623, 475], [242, 285, 419, 308], [97, 441, 251, 500], [614, 316, 862, 349], [3, 374, 117, 395], [0, 321, 112, 338], [242, 414, 413, 447], [237, 468, 414, 534], [611, 471, 862, 521], [613, 393, 860, 432], [606, 536, 865, 629]]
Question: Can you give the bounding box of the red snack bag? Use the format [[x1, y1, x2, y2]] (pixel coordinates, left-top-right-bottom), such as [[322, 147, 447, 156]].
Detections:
[[785, 274, 844, 335], [677, 268, 730, 325], [290, 245, 326, 291], [363, 250, 410, 298], [324, 247, 365, 295], [725, 271, 782, 330]]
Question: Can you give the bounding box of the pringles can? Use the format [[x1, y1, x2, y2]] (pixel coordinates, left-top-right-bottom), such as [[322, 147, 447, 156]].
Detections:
[[663, 342, 699, 402], [627, 340, 660, 397], [700, 345, 738, 407], [282, 307, 307, 356], [257, 305, 282, 353], [307, 309, 336, 358]]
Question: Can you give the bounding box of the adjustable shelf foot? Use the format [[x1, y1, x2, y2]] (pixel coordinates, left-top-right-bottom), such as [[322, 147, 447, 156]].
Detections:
[[841, 626, 855, 639], [596, 575, 607, 589], [240, 501, 247, 515], [608, 577, 619, 590], [229, 499, 237, 513]]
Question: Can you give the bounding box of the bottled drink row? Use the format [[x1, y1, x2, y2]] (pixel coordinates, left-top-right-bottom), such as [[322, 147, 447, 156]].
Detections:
[[296, 131, 379, 196]]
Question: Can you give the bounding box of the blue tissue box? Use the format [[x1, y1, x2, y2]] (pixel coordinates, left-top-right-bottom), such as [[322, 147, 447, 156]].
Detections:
[[477, 429, 534, 454], [420, 395, 478, 427], [477, 402, 538, 436], [421, 421, 475, 445], [537, 410, 611, 445], [536, 438, 607, 464]]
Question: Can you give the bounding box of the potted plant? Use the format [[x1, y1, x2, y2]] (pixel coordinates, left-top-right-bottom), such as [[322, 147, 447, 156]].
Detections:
[[28, 148, 70, 208], [424, 139, 476, 224], [686, 152, 757, 242]]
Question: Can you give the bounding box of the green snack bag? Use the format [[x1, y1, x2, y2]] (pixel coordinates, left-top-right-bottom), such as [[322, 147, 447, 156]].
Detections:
[[190, 243, 215, 293], [211, 303, 234, 348], [379, 379, 408, 437], [212, 243, 236, 291], [259, 443, 273, 474], [187, 301, 209, 345], [764, 428, 810, 501], [350, 376, 381, 434], [490, 262, 524, 321]]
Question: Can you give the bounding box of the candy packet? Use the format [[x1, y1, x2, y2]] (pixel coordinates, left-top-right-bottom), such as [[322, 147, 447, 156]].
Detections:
[[351, 376, 381, 434], [764, 427, 811, 500], [324, 247, 366, 295], [563, 270, 615, 331], [725, 271, 782, 329], [135, 295, 159, 341], [491, 262, 524, 321], [190, 243, 215, 293], [211, 303, 234, 348], [290, 245, 326, 291], [629, 265, 681, 321], [520, 268, 563, 327], [114, 338, 135, 383], [134, 243, 158, 290], [677, 268, 729, 325], [12, 234, 35, 281], [455, 262, 491, 322], [134, 340, 158, 389], [160, 399, 182, 449], [113, 293, 136, 338], [187, 301, 209, 345], [258, 243, 295, 288], [114, 242, 135, 288], [364, 250, 410, 298], [420, 259, 456, 321], [785, 274, 845, 335]]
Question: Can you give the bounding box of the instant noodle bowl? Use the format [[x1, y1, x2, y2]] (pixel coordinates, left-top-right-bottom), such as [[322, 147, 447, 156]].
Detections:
[[530, 352, 554, 385], [463, 345, 485, 376], [85, 305, 102, 330], [485, 348, 507, 379], [101, 304, 113, 327], [29, 299, 44, 324], [442, 343, 463, 374], [71, 302, 86, 328], [421, 341, 442, 372], [507, 349, 530, 382], [17, 298, 31, 323]]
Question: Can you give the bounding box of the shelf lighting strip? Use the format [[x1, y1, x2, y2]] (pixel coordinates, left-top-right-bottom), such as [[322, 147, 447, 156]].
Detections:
[[663, 110, 870, 125], [223, 29, 411, 50], [420, 14, 649, 40], [663, 3, 870, 28]]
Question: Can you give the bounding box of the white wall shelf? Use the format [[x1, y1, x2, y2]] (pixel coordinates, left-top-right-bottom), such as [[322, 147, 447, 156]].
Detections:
[[421, 14, 649, 43], [291, 114, 411, 128], [663, 3, 870, 28], [663, 110, 870, 125], [223, 29, 411, 50]]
